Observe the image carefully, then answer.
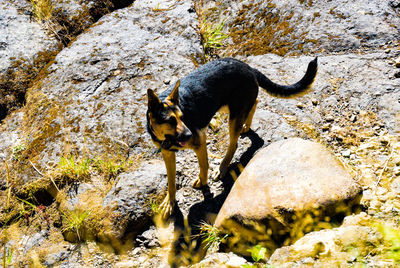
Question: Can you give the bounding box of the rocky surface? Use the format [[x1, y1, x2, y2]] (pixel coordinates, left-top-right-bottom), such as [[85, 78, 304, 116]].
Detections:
[[0, 0, 58, 120], [196, 0, 400, 56], [103, 160, 167, 239], [0, 0, 399, 267], [215, 138, 362, 257], [269, 212, 394, 267], [1, 0, 202, 188], [0, 0, 136, 121]]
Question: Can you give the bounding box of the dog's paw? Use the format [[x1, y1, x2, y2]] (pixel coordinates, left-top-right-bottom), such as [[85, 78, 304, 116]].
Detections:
[[159, 195, 174, 219], [192, 176, 206, 189]]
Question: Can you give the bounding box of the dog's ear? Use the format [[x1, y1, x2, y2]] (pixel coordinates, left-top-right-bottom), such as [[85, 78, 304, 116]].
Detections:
[[166, 80, 180, 105], [147, 89, 162, 112]]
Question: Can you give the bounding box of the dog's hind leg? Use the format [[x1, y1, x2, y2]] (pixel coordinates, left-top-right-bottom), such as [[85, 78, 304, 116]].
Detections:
[[160, 149, 176, 219], [192, 129, 209, 189], [215, 117, 243, 180], [241, 99, 258, 134]]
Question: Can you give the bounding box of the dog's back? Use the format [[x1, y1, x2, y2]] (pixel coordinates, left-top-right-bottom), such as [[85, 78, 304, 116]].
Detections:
[[159, 57, 317, 131]]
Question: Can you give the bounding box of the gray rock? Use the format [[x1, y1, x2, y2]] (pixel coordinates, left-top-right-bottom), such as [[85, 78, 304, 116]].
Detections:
[[45, 248, 73, 266], [103, 160, 167, 238], [0, 0, 135, 121], [196, 0, 399, 56], [215, 138, 362, 257], [246, 53, 400, 135], [19, 229, 49, 253], [0, 1, 57, 75], [3, 0, 202, 188], [136, 226, 160, 248], [0, 0, 58, 119]]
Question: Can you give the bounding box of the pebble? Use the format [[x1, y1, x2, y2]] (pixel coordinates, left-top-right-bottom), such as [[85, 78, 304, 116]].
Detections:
[[395, 57, 400, 68], [376, 187, 388, 196], [132, 248, 141, 255], [341, 149, 351, 158], [322, 124, 330, 131], [311, 98, 318, 105], [394, 71, 400, 78], [325, 115, 334, 122], [296, 102, 304, 109]]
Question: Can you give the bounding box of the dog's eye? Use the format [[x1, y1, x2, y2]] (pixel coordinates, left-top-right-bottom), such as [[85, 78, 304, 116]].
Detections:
[[166, 116, 177, 126]]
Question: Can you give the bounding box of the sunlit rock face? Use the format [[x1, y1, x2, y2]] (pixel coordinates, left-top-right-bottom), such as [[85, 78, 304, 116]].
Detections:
[[215, 138, 362, 256]]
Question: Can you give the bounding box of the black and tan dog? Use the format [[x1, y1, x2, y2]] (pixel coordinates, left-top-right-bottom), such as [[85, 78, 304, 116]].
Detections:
[[147, 57, 318, 218]]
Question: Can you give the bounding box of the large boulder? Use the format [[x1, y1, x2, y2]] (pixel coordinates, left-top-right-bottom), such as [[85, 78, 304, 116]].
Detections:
[[215, 138, 362, 256], [0, 0, 135, 121], [0, 0, 58, 120], [0, 0, 202, 197], [196, 0, 399, 56]]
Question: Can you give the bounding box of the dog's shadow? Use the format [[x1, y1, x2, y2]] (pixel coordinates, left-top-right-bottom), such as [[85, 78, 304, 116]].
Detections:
[[169, 129, 265, 265]]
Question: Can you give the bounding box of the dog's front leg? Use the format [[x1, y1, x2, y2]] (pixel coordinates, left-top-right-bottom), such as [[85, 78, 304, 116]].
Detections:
[[160, 149, 176, 219], [192, 130, 209, 189]]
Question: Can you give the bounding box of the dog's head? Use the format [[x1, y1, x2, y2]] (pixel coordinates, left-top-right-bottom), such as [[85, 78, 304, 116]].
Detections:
[[146, 80, 192, 150]]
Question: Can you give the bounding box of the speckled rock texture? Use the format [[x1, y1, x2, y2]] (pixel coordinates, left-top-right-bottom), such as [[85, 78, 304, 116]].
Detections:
[[196, 0, 399, 56], [0, 0, 58, 119], [2, 0, 202, 186]]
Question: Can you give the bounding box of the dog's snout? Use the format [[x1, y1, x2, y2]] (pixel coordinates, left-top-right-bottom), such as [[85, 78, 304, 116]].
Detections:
[[179, 129, 192, 142]]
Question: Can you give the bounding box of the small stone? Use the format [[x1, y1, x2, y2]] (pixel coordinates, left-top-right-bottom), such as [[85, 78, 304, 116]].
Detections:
[[369, 200, 382, 210], [376, 187, 387, 195], [394, 71, 400, 78], [341, 149, 351, 158], [395, 57, 400, 68], [322, 124, 330, 131], [311, 98, 318, 105], [115, 260, 136, 268], [296, 102, 304, 109], [132, 247, 141, 255], [385, 49, 391, 54], [325, 115, 334, 122], [350, 115, 357, 122], [348, 256, 358, 263]]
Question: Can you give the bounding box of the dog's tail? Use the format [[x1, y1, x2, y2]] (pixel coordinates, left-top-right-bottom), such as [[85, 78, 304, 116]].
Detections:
[[254, 57, 318, 98]]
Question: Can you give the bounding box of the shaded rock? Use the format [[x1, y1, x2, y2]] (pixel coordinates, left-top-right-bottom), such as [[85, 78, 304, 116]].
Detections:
[[44, 245, 75, 266], [269, 213, 383, 267], [51, 0, 135, 45], [215, 138, 362, 256], [196, 0, 399, 56], [136, 226, 160, 248], [103, 160, 167, 239]]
